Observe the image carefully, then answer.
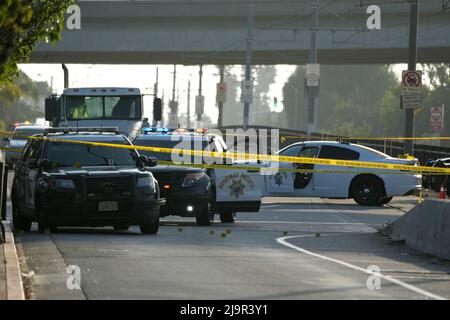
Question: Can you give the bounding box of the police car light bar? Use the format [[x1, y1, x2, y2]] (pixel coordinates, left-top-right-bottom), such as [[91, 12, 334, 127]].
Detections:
[[44, 127, 119, 135], [143, 127, 171, 134]]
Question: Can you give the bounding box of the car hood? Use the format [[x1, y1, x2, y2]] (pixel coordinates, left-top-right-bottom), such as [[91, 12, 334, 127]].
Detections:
[[9, 140, 27, 148], [43, 166, 145, 177], [149, 165, 204, 173]]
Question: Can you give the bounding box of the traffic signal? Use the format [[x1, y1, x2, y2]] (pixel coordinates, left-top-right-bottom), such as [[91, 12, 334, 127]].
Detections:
[[153, 98, 162, 121]]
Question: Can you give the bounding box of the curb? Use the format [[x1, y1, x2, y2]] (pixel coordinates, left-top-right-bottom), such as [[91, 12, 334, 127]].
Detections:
[[2, 221, 25, 300]]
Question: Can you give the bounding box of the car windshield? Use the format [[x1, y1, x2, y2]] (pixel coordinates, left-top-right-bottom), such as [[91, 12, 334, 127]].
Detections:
[[12, 128, 44, 141], [66, 95, 141, 120], [44, 140, 137, 167], [134, 137, 211, 162]]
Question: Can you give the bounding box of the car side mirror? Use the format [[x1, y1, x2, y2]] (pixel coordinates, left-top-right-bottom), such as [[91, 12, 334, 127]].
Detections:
[[138, 155, 157, 168], [38, 159, 52, 170], [147, 156, 158, 167], [2, 137, 9, 142]]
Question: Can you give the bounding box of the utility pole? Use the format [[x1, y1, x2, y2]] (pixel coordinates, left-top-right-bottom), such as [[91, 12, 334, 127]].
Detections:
[[404, 0, 419, 155], [172, 65, 176, 102], [187, 80, 191, 128], [168, 65, 178, 127], [196, 65, 204, 124], [154, 67, 159, 97], [306, 0, 319, 136], [243, 4, 255, 130], [218, 65, 225, 127]]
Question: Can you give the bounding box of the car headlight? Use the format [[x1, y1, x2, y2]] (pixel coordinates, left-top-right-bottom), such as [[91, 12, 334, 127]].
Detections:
[[51, 179, 76, 190], [137, 176, 155, 189], [181, 172, 206, 187]]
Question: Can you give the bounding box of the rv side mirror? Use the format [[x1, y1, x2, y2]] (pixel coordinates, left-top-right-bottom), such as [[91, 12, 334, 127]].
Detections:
[[153, 98, 162, 122], [45, 97, 59, 121]]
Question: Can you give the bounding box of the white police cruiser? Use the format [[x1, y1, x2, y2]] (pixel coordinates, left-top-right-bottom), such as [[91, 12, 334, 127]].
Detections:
[[263, 141, 421, 206]]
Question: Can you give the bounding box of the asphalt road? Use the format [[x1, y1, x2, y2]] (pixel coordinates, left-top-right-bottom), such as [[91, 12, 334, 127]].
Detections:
[[12, 196, 450, 300]]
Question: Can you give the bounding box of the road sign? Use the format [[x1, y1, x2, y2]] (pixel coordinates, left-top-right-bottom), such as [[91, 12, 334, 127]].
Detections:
[[195, 95, 204, 114], [402, 70, 422, 88], [431, 105, 444, 131], [401, 70, 422, 109], [306, 63, 320, 87], [216, 82, 227, 103]]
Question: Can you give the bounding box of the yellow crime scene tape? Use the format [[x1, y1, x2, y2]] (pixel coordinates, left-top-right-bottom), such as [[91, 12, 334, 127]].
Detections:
[[0, 130, 449, 175]]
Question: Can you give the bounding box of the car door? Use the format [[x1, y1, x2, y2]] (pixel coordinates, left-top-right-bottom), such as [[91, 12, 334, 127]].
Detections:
[[23, 139, 42, 212], [264, 144, 300, 195], [14, 139, 33, 213], [292, 146, 320, 196], [314, 145, 360, 197]]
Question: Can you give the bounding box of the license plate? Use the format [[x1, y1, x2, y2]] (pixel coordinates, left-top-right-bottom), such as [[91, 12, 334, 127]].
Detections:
[[98, 201, 118, 212]]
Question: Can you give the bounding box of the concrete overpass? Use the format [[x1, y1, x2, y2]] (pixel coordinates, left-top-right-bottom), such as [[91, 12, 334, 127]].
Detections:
[[30, 0, 450, 65]]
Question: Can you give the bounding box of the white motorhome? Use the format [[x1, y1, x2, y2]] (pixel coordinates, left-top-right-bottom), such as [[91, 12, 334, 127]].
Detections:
[[45, 87, 147, 140]]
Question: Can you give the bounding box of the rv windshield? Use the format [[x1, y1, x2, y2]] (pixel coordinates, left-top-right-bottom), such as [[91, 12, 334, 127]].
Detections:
[[66, 95, 141, 120]]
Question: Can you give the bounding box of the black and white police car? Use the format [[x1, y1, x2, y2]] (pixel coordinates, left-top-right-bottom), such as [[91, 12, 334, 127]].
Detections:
[[133, 128, 262, 225], [11, 127, 165, 234]]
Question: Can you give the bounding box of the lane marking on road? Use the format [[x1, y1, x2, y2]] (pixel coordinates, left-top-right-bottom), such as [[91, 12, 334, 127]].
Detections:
[[276, 234, 447, 300], [237, 220, 371, 226]]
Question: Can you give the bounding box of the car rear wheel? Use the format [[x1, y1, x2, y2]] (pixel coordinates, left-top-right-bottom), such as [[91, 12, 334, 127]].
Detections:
[[351, 176, 384, 206], [12, 205, 32, 232], [38, 211, 52, 234], [219, 212, 236, 223], [196, 201, 214, 226], [140, 218, 159, 234]]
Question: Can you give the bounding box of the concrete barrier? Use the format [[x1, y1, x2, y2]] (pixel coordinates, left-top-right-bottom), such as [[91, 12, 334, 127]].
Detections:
[[390, 199, 450, 260]]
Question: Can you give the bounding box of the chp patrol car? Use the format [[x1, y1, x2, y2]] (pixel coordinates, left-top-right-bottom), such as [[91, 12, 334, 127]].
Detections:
[[133, 128, 262, 225], [262, 140, 421, 206], [11, 127, 165, 234]]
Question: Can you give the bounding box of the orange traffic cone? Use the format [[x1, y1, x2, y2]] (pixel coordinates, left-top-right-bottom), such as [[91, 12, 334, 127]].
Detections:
[[439, 183, 446, 199]]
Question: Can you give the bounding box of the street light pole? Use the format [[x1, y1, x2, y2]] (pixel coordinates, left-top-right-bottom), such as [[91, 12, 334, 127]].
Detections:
[[243, 4, 255, 130], [404, 0, 419, 155], [306, 0, 319, 136]]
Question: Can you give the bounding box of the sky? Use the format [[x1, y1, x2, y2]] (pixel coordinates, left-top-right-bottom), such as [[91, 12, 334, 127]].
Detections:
[[18, 63, 409, 125]]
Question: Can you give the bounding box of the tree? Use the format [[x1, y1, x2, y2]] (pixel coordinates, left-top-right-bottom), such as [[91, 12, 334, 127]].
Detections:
[[283, 65, 398, 135], [0, 71, 49, 130], [0, 0, 73, 83]]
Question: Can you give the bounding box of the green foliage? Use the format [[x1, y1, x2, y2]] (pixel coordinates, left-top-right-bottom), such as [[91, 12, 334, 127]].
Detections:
[[282, 63, 450, 141], [0, 0, 73, 83], [0, 71, 50, 130]]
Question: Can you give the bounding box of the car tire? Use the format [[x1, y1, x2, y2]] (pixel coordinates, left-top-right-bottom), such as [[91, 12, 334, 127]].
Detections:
[[351, 176, 384, 206], [12, 205, 32, 232], [38, 211, 51, 234], [196, 201, 214, 226], [139, 218, 159, 234], [219, 212, 236, 223], [113, 224, 130, 231], [376, 196, 393, 206]]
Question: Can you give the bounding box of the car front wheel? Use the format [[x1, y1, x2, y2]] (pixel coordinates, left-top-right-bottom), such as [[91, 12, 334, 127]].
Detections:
[[140, 218, 159, 234], [196, 201, 214, 226], [219, 212, 236, 223], [351, 176, 384, 206]]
